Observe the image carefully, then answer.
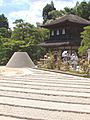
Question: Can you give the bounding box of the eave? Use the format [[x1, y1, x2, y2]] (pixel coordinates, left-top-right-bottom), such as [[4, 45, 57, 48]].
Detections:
[[41, 14, 90, 29]]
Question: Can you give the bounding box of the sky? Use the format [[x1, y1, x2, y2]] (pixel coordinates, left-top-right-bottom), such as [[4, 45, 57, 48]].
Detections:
[[0, 0, 89, 29]]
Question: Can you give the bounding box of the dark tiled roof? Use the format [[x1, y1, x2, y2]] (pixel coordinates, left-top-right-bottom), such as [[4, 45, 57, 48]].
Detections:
[[39, 42, 70, 46], [42, 14, 90, 27]]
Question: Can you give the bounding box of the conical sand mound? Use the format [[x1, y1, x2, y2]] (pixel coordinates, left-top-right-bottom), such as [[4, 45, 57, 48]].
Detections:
[[6, 52, 35, 68]]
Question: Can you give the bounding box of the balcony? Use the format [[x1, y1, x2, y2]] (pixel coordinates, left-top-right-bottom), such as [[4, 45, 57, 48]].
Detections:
[[45, 35, 80, 43]]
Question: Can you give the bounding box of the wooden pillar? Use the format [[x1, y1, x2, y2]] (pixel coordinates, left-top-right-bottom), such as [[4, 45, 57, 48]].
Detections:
[[87, 48, 90, 64]]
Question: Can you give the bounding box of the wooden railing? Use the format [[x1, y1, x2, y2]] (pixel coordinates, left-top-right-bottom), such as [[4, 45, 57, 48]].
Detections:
[[45, 35, 80, 43]]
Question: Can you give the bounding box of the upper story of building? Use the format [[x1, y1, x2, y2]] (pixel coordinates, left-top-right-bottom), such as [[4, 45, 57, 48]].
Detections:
[[41, 14, 90, 46]]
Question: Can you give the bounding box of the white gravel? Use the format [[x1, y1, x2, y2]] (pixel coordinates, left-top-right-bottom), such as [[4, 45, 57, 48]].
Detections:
[[0, 67, 90, 120]]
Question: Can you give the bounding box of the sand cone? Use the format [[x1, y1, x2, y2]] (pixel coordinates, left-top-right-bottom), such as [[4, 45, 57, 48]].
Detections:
[[6, 52, 35, 68]]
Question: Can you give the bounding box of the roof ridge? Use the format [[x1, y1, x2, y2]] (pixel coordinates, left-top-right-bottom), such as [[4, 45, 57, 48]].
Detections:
[[42, 14, 90, 28]]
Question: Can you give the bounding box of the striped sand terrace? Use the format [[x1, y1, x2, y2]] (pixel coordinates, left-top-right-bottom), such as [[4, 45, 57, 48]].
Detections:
[[0, 68, 90, 120]]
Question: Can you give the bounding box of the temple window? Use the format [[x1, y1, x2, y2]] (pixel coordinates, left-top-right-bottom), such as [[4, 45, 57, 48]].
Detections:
[[51, 30, 54, 36], [56, 29, 59, 35], [62, 28, 65, 34]]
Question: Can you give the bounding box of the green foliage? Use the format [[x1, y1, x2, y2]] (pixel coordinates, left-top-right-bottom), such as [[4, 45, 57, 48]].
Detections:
[[76, 1, 90, 20], [46, 53, 56, 69], [63, 7, 75, 14], [79, 58, 90, 74], [0, 14, 11, 38], [0, 14, 9, 29], [30, 28, 49, 44], [42, 1, 56, 23], [12, 19, 34, 40], [0, 27, 11, 38], [0, 18, 49, 65], [48, 10, 62, 20], [78, 26, 90, 55], [62, 1, 90, 20], [0, 37, 11, 65], [42, 1, 90, 23], [38, 52, 70, 71]]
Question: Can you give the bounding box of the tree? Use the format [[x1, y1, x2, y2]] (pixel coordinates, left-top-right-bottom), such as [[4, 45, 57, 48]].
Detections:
[[78, 26, 90, 55], [9, 19, 49, 61], [48, 10, 62, 20], [12, 19, 34, 41], [42, 1, 90, 24], [12, 19, 49, 44], [0, 14, 9, 29], [63, 7, 75, 15], [62, 1, 90, 20], [88, 1, 90, 19], [75, 1, 90, 20], [42, 1, 56, 23], [0, 14, 11, 38], [0, 27, 11, 38], [0, 17, 49, 65], [0, 37, 11, 65]]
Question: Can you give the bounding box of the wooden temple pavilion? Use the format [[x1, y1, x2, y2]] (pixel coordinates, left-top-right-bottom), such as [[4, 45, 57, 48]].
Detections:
[[40, 14, 90, 54]]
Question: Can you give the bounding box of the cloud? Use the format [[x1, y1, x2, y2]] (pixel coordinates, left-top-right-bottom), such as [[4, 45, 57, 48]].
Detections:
[[8, 0, 47, 28], [12, 0, 30, 5], [53, 0, 75, 10], [6, 0, 86, 29], [9, 0, 75, 28], [0, 0, 4, 6]]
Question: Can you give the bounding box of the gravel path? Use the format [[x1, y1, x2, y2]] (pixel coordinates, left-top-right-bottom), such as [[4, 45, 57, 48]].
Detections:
[[0, 68, 90, 120]]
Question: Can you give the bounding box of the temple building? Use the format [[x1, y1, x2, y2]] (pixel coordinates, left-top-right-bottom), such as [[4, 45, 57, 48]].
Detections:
[[40, 14, 90, 55]]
